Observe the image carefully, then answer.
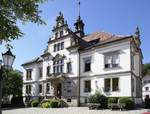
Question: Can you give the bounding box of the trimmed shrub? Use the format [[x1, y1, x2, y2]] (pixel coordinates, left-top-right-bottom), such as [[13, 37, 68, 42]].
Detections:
[[41, 102, 50, 108], [88, 92, 108, 109], [108, 97, 118, 104], [50, 100, 59, 108], [99, 95, 108, 109], [31, 100, 39, 107], [119, 97, 134, 110], [58, 99, 68, 107], [144, 97, 150, 109]]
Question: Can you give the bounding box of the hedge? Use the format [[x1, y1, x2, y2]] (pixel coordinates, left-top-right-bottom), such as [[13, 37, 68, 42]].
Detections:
[[31, 100, 39, 107], [118, 97, 134, 110]]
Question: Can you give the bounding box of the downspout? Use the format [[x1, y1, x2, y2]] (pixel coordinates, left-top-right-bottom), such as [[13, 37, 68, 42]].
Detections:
[[130, 40, 133, 98], [77, 49, 80, 106]]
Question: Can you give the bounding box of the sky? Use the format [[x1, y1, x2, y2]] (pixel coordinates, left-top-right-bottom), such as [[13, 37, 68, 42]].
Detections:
[[0, 0, 150, 71]]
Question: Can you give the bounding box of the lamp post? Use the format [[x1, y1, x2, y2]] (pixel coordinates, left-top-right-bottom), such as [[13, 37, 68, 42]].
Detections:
[[0, 48, 15, 114]]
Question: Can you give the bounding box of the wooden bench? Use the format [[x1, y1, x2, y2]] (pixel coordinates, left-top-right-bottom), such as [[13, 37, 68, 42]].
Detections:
[[88, 103, 101, 110], [108, 103, 125, 110]]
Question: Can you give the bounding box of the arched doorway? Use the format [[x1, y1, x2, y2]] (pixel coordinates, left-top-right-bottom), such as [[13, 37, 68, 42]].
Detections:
[[56, 83, 62, 98]]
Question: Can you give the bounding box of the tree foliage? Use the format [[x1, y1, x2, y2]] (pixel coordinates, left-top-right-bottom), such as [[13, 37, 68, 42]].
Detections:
[[0, 0, 46, 42], [2, 69, 23, 97], [143, 63, 150, 76]]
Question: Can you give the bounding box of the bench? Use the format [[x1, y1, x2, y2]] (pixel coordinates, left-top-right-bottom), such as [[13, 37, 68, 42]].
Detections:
[[108, 103, 125, 110], [88, 103, 101, 110]]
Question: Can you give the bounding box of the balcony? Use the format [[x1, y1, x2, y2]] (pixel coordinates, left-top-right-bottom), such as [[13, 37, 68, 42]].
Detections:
[[46, 73, 66, 81]]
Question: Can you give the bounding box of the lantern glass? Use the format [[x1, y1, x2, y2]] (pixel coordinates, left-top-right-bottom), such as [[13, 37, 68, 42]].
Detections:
[[2, 48, 15, 69]]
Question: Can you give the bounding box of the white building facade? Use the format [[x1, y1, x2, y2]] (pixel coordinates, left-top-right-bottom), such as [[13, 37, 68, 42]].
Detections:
[[22, 12, 143, 106], [142, 76, 150, 100]]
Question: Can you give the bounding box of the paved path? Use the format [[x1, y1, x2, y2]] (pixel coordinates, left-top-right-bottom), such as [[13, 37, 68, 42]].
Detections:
[[2, 107, 149, 114]]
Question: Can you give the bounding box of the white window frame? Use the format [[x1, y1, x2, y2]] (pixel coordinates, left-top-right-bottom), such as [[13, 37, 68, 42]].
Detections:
[[104, 51, 120, 69], [104, 77, 119, 92]]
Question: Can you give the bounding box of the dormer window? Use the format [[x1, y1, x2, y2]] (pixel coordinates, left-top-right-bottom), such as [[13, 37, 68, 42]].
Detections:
[[60, 31, 63, 37]]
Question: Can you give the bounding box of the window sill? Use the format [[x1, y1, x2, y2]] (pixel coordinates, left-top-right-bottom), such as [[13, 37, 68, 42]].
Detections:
[[84, 91, 91, 93], [26, 79, 32, 81], [104, 90, 120, 93], [103, 66, 121, 70], [83, 71, 92, 73]]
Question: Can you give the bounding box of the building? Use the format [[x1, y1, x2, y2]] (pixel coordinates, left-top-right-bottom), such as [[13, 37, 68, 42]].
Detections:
[[22, 11, 143, 106], [142, 76, 150, 100]]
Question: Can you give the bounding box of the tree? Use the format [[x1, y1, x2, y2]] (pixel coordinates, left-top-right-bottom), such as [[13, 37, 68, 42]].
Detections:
[[0, 0, 46, 42], [2, 69, 23, 97], [143, 63, 150, 77]]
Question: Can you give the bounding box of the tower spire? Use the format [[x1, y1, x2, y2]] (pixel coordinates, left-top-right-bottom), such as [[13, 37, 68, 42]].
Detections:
[[74, 0, 85, 37], [78, 0, 81, 20]]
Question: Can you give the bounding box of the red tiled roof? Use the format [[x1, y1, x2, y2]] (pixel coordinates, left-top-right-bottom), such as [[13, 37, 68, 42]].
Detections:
[[82, 31, 132, 43], [82, 32, 114, 42]]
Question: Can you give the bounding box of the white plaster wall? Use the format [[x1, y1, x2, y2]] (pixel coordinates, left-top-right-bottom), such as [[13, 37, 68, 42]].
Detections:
[[80, 74, 132, 103], [80, 41, 131, 77], [80, 74, 131, 98]]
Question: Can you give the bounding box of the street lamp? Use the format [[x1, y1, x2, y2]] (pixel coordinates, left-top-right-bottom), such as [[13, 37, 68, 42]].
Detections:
[[0, 48, 15, 114]]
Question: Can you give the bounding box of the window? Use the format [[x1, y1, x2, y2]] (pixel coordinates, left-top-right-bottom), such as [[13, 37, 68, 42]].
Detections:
[[60, 31, 63, 37], [54, 44, 57, 52], [26, 69, 32, 80], [67, 90, 71, 93], [67, 99, 71, 102], [67, 62, 72, 73], [39, 84, 42, 93], [47, 66, 51, 75], [39, 67, 43, 78], [61, 42, 64, 50], [145, 87, 149, 91], [54, 42, 64, 52], [84, 80, 91, 92], [112, 78, 119, 91], [104, 52, 119, 68], [26, 85, 31, 94], [104, 78, 119, 92], [55, 32, 58, 38], [53, 59, 64, 74], [46, 83, 50, 93], [57, 43, 61, 51], [104, 78, 111, 92], [84, 58, 91, 72]]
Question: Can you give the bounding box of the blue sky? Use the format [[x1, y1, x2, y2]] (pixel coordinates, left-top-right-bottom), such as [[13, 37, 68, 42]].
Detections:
[[0, 0, 150, 71]]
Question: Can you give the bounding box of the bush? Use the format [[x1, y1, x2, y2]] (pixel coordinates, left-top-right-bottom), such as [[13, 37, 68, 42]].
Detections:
[[88, 92, 108, 109], [58, 99, 68, 107], [31, 100, 39, 107], [41, 102, 50, 108], [11, 96, 24, 107], [108, 97, 118, 104], [119, 97, 134, 110], [50, 100, 59, 108], [144, 97, 150, 109]]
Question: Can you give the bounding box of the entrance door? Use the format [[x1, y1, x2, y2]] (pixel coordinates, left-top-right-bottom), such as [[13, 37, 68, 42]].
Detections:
[[56, 83, 62, 98]]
